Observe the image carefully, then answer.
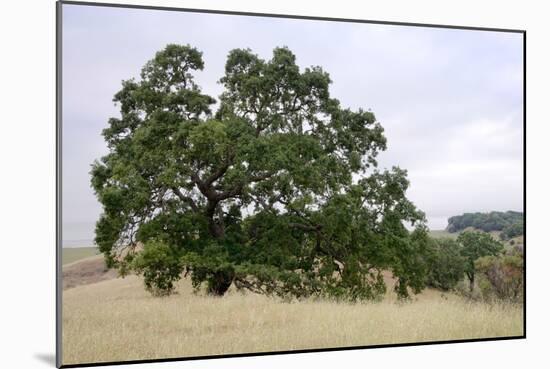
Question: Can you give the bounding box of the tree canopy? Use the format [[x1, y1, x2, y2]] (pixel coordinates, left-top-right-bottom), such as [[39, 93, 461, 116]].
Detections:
[[91, 44, 429, 300], [426, 238, 465, 291]]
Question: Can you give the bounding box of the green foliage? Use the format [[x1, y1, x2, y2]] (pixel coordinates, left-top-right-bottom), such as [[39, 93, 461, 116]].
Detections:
[[446, 211, 523, 234], [475, 246, 524, 302], [132, 240, 184, 296], [500, 221, 524, 240], [457, 230, 504, 292], [91, 44, 430, 300], [426, 238, 466, 291]]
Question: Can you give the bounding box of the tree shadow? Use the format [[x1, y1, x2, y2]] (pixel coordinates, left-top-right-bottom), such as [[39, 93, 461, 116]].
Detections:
[[34, 353, 56, 366]]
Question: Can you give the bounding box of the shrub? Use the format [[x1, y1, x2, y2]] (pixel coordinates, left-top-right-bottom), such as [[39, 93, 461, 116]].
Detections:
[[475, 247, 523, 303]]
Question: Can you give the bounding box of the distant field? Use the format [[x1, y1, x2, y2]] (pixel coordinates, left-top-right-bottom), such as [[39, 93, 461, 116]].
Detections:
[[429, 229, 523, 248], [62, 247, 99, 265], [430, 228, 501, 241], [429, 229, 458, 239], [62, 270, 523, 365]]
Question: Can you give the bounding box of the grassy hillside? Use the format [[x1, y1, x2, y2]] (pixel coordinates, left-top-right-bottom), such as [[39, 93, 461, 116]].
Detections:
[[430, 229, 524, 249], [429, 230, 458, 239], [62, 247, 99, 265], [62, 272, 523, 365], [63, 254, 117, 289]]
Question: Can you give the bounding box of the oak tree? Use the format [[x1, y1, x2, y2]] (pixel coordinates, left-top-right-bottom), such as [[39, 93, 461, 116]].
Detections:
[[457, 230, 504, 292], [91, 44, 429, 300]]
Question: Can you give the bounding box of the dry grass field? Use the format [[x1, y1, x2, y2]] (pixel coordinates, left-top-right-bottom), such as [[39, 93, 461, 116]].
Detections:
[[62, 257, 523, 366]]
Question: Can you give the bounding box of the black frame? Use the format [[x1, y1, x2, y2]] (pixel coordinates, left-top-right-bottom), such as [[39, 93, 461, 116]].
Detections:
[[56, 1, 527, 367]]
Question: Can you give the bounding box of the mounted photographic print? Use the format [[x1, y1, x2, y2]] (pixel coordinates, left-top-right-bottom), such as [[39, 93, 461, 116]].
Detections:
[[57, 1, 525, 367]]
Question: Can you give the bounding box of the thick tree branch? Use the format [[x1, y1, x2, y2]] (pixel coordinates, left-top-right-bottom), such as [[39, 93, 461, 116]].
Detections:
[[288, 222, 322, 232], [191, 172, 218, 200], [234, 277, 271, 295], [171, 187, 199, 212], [249, 171, 276, 183], [215, 184, 244, 202], [204, 152, 236, 186]]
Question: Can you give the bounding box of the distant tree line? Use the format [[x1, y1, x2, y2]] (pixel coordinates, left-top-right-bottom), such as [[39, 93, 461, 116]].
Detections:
[[500, 221, 524, 240], [446, 211, 524, 238]]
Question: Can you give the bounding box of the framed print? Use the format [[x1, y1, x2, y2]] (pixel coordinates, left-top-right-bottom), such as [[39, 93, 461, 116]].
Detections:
[[57, 1, 525, 367]]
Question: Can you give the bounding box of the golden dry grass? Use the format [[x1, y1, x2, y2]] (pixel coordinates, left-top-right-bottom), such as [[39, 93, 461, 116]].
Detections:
[[62, 268, 523, 366]]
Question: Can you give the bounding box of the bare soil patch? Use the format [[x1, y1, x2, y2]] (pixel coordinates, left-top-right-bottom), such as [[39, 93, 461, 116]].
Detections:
[[62, 255, 118, 290]]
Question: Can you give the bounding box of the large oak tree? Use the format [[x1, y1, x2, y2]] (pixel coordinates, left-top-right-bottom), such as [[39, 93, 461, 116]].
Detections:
[[91, 44, 429, 300]]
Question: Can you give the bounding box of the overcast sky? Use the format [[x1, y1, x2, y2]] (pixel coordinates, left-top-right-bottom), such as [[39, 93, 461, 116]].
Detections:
[[62, 4, 523, 244]]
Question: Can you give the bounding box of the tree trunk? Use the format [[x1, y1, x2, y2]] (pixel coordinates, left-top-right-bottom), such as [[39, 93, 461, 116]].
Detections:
[[208, 220, 225, 239], [468, 274, 475, 293], [208, 270, 234, 296], [204, 201, 232, 296], [206, 200, 225, 239]]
